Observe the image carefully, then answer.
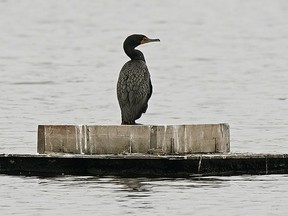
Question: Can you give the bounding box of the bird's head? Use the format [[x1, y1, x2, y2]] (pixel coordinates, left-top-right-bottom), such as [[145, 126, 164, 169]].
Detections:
[[123, 34, 160, 61], [124, 34, 160, 48]]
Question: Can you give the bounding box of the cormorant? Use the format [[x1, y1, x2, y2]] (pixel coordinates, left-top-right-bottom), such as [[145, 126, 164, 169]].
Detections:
[[117, 34, 160, 125]]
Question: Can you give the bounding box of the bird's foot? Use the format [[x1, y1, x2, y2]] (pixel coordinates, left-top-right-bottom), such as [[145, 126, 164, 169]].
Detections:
[[121, 121, 142, 125]]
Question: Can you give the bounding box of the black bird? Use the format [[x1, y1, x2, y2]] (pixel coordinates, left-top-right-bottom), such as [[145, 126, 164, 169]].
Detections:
[[117, 34, 160, 125]]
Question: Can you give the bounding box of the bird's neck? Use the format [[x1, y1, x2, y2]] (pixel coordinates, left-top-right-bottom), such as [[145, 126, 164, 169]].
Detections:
[[124, 47, 146, 62]]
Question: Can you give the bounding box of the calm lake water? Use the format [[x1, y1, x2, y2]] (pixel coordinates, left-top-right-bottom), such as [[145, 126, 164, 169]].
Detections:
[[0, 0, 287, 215]]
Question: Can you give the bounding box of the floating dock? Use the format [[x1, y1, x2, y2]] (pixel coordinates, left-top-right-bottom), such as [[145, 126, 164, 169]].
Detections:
[[1, 124, 287, 177], [0, 153, 288, 177]]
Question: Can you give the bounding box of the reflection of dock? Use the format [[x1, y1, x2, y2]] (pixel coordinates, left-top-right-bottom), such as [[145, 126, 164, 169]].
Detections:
[[1, 153, 288, 177]]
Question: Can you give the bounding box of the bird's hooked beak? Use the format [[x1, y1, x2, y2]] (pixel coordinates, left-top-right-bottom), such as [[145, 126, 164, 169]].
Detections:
[[140, 37, 160, 44]]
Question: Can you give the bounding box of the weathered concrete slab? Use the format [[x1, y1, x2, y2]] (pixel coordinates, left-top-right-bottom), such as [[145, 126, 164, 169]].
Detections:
[[1, 153, 288, 177], [161, 124, 230, 154], [38, 125, 85, 154], [87, 125, 153, 154], [37, 124, 230, 155]]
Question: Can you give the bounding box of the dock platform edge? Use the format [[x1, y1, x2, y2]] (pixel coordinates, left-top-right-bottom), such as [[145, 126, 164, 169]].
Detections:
[[0, 153, 288, 177]]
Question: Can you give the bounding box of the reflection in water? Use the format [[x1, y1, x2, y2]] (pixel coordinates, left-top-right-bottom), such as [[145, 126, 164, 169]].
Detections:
[[115, 178, 150, 192], [1, 174, 288, 215], [36, 176, 229, 191], [37, 176, 229, 191]]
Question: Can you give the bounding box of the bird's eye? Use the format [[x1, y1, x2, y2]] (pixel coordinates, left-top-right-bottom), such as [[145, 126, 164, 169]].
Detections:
[[140, 37, 148, 44]]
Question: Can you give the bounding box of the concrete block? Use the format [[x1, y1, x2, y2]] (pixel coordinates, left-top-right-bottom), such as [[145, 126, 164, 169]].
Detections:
[[162, 124, 230, 154], [37, 124, 230, 155], [86, 125, 152, 154], [158, 124, 230, 154], [37, 125, 85, 154]]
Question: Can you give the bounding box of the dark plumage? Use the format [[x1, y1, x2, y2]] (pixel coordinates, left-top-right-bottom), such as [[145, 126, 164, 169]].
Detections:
[[117, 34, 160, 125]]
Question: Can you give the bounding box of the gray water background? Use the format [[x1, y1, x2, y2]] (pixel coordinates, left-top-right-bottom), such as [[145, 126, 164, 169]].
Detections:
[[0, 0, 288, 215]]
